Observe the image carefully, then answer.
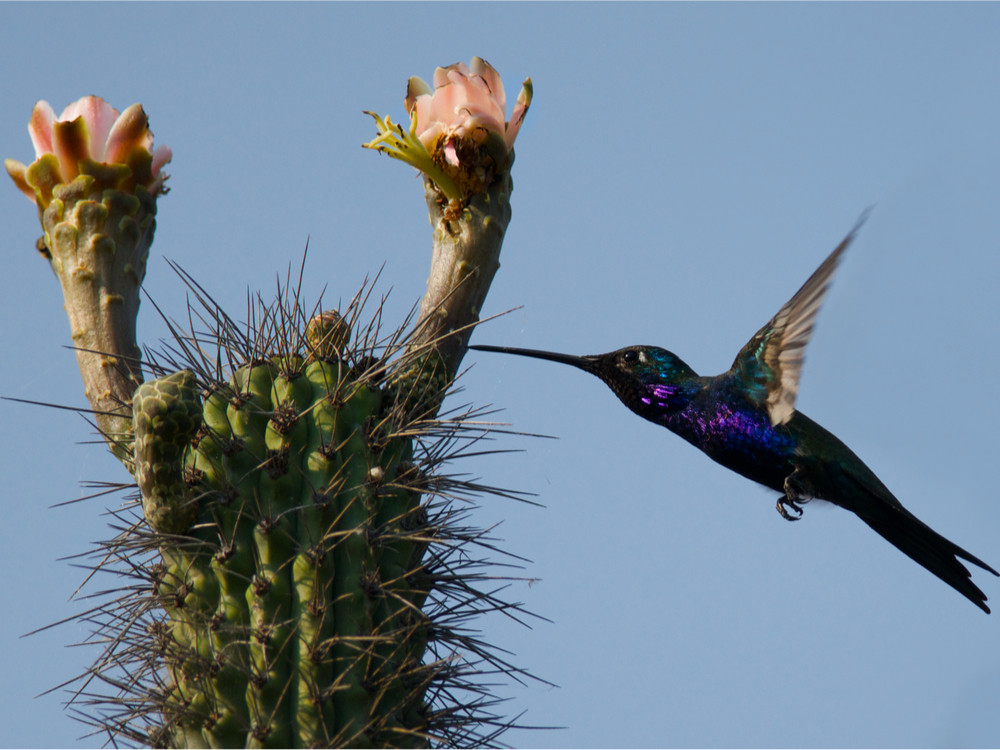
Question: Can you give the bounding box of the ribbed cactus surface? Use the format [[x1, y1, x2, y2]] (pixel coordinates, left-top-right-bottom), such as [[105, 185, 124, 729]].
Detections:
[[60, 282, 533, 748], [130, 345, 443, 746]]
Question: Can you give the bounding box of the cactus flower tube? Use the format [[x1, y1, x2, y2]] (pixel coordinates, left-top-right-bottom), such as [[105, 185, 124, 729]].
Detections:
[[365, 58, 532, 381], [6, 96, 171, 457]]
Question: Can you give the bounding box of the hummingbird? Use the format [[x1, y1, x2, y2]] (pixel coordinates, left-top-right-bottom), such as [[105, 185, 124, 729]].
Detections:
[[470, 217, 998, 613]]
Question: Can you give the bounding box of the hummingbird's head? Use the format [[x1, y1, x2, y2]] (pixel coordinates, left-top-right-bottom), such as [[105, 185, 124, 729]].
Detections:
[[587, 346, 698, 417], [468, 344, 698, 418]]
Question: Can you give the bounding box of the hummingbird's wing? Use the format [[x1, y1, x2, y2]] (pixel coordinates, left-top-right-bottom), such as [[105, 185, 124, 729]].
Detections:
[[731, 213, 868, 425]]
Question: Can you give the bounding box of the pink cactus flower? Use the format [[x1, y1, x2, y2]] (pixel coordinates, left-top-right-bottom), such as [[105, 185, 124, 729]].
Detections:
[[405, 57, 531, 167], [365, 58, 531, 201], [6, 95, 171, 207]]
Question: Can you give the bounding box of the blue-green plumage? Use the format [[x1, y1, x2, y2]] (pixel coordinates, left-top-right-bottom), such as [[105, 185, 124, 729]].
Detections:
[[471, 216, 998, 613]]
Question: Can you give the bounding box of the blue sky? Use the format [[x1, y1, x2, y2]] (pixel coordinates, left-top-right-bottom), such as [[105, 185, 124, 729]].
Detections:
[[2, 3, 999, 747]]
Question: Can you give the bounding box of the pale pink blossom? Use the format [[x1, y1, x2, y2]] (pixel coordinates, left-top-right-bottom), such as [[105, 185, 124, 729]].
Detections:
[[6, 95, 171, 206], [365, 58, 531, 201], [405, 57, 531, 166]]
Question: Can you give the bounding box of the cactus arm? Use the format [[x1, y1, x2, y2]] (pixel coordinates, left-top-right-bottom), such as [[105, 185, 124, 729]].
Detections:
[[43, 182, 154, 457], [406, 174, 512, 380], [7, 98, 170, 461]]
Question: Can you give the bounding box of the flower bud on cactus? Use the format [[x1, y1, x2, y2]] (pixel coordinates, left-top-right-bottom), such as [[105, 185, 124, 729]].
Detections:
[[6, 96, 171, 457], [306, 309, 352, 360]]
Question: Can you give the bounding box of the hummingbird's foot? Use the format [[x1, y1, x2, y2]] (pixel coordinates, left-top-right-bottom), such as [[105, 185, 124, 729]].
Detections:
[[776, 496, 805, 521], [778, 468, 814, 521]]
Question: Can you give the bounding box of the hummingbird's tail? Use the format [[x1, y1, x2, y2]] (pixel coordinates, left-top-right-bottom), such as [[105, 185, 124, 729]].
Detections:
[[847, 478, 998, 613]]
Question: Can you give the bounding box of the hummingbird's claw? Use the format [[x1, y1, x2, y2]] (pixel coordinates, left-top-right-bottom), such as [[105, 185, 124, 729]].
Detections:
[[776, 496, 805, 521], [778, 467, 814, 521]]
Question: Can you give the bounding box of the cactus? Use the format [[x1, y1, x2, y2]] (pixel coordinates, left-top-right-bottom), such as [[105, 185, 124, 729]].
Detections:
[[62, 274, 535, 747], [10, 60, 536, 747]]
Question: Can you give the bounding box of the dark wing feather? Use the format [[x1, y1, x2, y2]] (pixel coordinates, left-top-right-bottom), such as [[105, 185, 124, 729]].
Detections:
[[732, 212, 869, 425]]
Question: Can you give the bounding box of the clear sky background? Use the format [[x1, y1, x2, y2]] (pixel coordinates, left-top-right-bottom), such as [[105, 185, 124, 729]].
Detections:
[[2, 3, 999, 748]]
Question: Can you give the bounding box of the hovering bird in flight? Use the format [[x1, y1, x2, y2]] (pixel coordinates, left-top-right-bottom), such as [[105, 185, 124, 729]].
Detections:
[[471, 216, 997, 612]]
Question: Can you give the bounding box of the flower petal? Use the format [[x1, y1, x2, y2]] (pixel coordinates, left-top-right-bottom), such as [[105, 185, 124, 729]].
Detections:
[[104, 104, 153, 164], [416, 122, 445, 151], [28, 101, 56, 158], [434, 75, 504, 134], [59, 96, 120, 161], [151, 144, 172, 177], [414, 98, 442, 145], [504, 78, 533, 149], [405, 76, 432, 116], [52, 117, 90, 182], [442, 141, 460, 167], [470, 57, 506, 115], [4, 158, 35, 202], [467, 76, 506, 128], [432, 61, 470, 89], [24, 153, 63, 207]]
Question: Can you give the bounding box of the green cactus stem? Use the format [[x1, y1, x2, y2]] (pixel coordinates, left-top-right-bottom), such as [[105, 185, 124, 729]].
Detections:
[[62, 273, 537, 748], [132, 370, 203, 534]]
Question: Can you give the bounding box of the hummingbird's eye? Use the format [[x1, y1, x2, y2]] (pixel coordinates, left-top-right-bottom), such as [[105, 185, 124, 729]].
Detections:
[[622, 349, 639, 363]]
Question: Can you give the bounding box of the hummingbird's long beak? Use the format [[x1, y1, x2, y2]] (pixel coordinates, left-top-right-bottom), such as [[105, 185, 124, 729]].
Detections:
[[468, 344, 599, 374]]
